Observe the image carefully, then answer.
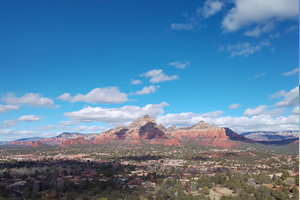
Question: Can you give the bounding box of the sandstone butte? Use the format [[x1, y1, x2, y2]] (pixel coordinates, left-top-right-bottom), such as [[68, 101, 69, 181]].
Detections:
[[31, 141, 46, 147], [60, 136, 94, 147], [164, 138, 184, 146]]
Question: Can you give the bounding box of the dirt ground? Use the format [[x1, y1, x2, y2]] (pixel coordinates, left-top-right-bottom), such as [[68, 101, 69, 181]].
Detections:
[[208, 186, 236, 200]]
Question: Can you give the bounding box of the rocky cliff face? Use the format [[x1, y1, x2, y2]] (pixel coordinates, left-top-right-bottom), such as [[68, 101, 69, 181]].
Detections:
[[60, 136, 94, 147], [32, 141, 46, 147], [167, 121, 237, 148], [92, 115, 166, 144]]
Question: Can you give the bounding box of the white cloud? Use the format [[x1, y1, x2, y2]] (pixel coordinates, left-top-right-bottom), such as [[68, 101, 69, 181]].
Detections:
[[140, 69, 179, 83], [0, 104, 20, 113], [36, 125, 56, 131], [156, 113, 299, 133], [13, 130, 42, 135], [57, 93, 71, 101], [244, 21, 275, 37], [223, 40, 270, 57], [282, 68, 299, 76], [59, 121, 77, 126], [197, 0, 224, 18], [135, 85, 160, 95], [263, 108, 285, 117], [58, 87, 128, 104], [285, 25, 298, 33], [271, 86, 299, 107], [2, 93, 54, 107], [229, 104, 240, 109], [64, 102, 169, 126], [0, 129, 13, 134], [222, 0, 299, 32], [269, 33, 280, 39], [170, 23, 195, 30], [292, 106, 299, 114], [74, 125, 108, 133], [0, 120, 17, 128], [130, 79, 142, 85], [243, 105, 268, 116], [254, 72, 266, 78], [169, 61, 190, 69], [18, 115, 43, 122]]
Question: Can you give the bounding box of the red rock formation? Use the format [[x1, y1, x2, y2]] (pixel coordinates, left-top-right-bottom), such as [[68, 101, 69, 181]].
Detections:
[[11, 141, 34, 146], [164, 138, 184, 146], [31, 141, 46, 147], [60, 137, 94, 147], [92, 115, 166, 144]]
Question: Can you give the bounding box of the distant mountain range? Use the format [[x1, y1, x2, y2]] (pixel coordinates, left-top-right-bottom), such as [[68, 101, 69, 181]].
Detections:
[[241, 131, 299, 141], [2, 115, 299, 148]]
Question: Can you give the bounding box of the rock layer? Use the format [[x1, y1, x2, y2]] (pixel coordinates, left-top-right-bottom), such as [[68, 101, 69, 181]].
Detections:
[[61, 136, 94, 147]]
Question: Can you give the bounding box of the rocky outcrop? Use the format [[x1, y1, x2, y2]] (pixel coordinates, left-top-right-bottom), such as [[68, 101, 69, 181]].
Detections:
[[41, 133, 96, 145], [170, 121, 227, 140], [164, 139, 184, 146], [61, 136, 94, 147], [224, 128, 253, 142], [11, 141, 35, 146], [158, 124, 167, 132], [167, 121, 236, 148], [92, 115, 166, 144], [128, 115, 156, 130], [32, 141, 46, 147]]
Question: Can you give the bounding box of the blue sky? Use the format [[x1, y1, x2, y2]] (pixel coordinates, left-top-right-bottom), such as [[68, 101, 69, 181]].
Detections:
[[0, 0, 299, 141]]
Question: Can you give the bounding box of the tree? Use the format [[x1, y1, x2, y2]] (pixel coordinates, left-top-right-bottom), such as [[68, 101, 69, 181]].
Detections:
[[281, 171, 289, 180], [156, 178, 163, 186], [201, 186, 210, 195]]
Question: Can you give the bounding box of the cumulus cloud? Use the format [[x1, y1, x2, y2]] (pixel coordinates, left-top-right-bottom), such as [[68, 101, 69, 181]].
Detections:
[[64, 102, 169, 126], [292, 106, 299, 114], [0, 104, 20, 113], [2, 93, 54, 107], [229, 104, 240, 109], [130, 79, 142, 85], [36, 125, 56, 131], [59, 121, 77, 126], [156, 113, 299, 133], [18, 115, 44, 122], [58, 87, 128, 104], [0, 129, 13, 134], [74, 125, 108, 133], [222, 40, 270, 57], [135, 85, 160, 95], [263, 108, 285, 117], [197, 0, 224, 18], [57, 93, 71, 101], [282, 68, 299, 76], [169, 61, 190, 69], [243, 105, 268, 116], [222, 0, 299, 32], [0, 120, 17, 128], [271, 86, 299, 107], [140, 69, 179, 83]]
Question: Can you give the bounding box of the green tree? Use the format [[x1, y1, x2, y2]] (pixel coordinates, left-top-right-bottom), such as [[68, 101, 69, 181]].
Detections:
[[201, 186, 210, 195]]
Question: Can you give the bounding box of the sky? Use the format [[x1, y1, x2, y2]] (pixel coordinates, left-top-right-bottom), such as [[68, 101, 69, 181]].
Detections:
[[0, 0, 299, 141]]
